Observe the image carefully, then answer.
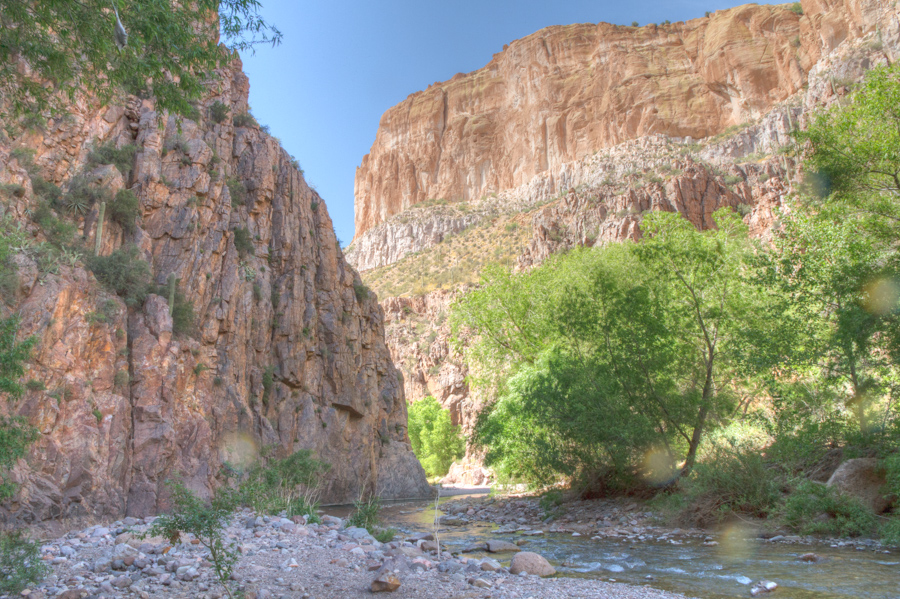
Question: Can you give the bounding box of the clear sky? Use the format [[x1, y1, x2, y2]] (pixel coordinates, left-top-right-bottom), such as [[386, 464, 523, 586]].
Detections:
[[240, 0, 761, 245]]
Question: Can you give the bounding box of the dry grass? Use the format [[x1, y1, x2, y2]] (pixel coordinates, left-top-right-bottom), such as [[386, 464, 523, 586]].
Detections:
[[362, 213, 533, 297]]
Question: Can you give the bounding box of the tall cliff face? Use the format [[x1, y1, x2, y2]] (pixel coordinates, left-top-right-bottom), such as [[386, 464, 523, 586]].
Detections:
[[353, 0, 895, 250], [354, 3, 808, 240], [0, 58, 430, 528]]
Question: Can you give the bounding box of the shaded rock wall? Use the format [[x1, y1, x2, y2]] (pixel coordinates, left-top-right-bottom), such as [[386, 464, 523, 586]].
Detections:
[[0, 58, 430, 529]]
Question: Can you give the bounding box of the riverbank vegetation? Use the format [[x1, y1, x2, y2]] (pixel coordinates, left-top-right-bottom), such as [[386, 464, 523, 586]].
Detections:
[[452, 62, 900, 542]]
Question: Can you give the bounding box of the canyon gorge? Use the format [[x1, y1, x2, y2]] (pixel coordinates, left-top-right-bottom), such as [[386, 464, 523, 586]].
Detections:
[[348, 0, 900, 483]]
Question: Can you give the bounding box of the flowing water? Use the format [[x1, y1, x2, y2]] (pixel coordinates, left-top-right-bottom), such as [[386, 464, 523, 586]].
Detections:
[[325, 495, 900, 599]]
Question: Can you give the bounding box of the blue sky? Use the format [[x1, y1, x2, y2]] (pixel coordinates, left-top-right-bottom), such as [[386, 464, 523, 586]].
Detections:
[[240, 0, 760, 245]]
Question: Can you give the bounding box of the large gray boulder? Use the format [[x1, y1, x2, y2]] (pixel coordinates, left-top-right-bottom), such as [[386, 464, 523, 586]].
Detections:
[[510, 551, 556, 577], [826, 458, 891, 513]]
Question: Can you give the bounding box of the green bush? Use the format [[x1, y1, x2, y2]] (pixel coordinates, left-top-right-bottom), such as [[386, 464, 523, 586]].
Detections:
[[0, 317, 36, 401], [348, 496, 381, 532], [10, 148, 38, 176], [87, 245, 151, 306], [145, 480, 240, 598], [32, 203, 77, 248], [108, 188, 140, 234], [87, 141, 138, 175], [408, 396, 465, 478], [30, 176, 60, 203], [209, 101, 229, 124], [784, 480, 876, 537], [373, 528, 396, 543], [233, 226, 254, 257], [62, 177, 110, 216], [789, 2, 803, 16], [353, 281, 370, 302], [171, 289, 196, 336], [232, 112, 258, 128], [238, 450, 329, 521], [227, 178, 247, 208], [0, 531, 47, 595], [677, 442, 782, 525]]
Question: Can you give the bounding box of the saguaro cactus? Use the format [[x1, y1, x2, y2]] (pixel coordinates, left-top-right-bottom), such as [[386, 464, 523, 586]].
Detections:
[[94, 201, 106, 256]]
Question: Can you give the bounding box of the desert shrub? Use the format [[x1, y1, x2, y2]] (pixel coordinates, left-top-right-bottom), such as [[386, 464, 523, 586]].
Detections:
[[677, 442, 782, 525], [783, 480, 876, 537], [9, 148, 38, 176], [233, 226, 254, 257], [0, 317, 36, 401], [62, 177, 110, 216], [171, 289, 196, 336], [539, 489, 564, 516], [31, 203, 77, 248], [87, 141, 138, 175], [353, 281, 370, 302], [735, 203, 753, 217], [408, 396, 465, 478], [145, 480, 240, 598], [0, 417, 39, 500], [209, 101, 229, 124], [0, 531, 47, 595], [30, 176, 60, 203], [238, 450, 329, 521], [25, 380, 45, 392], [232, 112, 258, 128], [348, 496, 381, 531], [108, 188, 140, 233], [226, 178, 247, 208], [114, 370, 129, 387], [373, 528, 396, 543], [87, 245, 151, 306], [789, 2, 803, 15]]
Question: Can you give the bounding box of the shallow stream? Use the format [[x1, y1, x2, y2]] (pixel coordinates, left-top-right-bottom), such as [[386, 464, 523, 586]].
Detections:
[[326, 495, 900, 599]]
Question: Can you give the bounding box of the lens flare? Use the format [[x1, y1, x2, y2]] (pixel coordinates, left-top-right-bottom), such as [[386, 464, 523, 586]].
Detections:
[[863, 278, 900, 316], [219, 432, 259, 471], [717, 523, 756, 563], [641, 448, 678, 487]]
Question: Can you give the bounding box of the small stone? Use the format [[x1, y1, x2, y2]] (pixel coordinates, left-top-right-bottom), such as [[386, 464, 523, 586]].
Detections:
[[472, 578, 491, 588], [485, 540, 520, 553], [799, 553, 821, 563], [112, 575, 133, 589], [370, 574, 401, 593]]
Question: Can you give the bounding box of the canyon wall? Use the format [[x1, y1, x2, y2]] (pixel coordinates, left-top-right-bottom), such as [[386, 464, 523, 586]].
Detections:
[[0, 58, 430, 529], [353, 0, 896, 253]]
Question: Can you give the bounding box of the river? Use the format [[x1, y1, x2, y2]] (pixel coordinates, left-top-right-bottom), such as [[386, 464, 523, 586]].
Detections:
[[325, 494, 900, 599]]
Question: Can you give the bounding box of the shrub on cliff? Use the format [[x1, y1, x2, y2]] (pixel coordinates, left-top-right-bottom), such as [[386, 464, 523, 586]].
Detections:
[[408, 396, 465, 478], [87, 245, 151, 306], [108, 189, 141, 234]]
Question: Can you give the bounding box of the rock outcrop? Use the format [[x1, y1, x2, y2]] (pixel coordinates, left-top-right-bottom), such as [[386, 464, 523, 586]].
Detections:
[[827, 458, 892, 513], [0, 57, 430, 528]]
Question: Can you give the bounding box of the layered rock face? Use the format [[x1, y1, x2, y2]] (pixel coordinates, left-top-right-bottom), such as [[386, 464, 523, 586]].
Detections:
[[352, 0, 900, 483], [355, 3, 806, 240], [0, 58, 429, 528], [353, 0, 898, 258]]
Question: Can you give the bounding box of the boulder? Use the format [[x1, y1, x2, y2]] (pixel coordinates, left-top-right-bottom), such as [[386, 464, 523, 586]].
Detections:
[[371, 574, 401, 593], [509, 552, 556, 577], [485, 539, 520, 553], [827, 458, 891, 513]]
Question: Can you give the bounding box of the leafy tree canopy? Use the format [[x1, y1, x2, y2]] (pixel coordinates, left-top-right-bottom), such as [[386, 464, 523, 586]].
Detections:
[[0, 0, 281, 119]]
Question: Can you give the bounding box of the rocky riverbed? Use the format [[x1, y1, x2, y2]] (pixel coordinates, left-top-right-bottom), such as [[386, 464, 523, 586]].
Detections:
[[22, 510, 688, 599]]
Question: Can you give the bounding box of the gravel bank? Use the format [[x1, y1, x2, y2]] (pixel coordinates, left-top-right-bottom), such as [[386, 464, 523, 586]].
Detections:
[[24, 510, 687, 599]]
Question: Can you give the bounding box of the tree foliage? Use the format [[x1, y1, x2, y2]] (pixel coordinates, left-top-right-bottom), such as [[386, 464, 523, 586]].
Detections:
[[453, 209, 767, 488], [407, 396, 465, 478], [0, 1, 281, 119]]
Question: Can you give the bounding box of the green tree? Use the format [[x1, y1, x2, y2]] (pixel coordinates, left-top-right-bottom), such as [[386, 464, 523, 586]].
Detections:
[[454, 209, 766, 487], [0, 316, 36, 398], [408, 396, 465, 478], [146, 480, 240, 599], [797, 62, 900, 240], [0, 1, 281, 119]]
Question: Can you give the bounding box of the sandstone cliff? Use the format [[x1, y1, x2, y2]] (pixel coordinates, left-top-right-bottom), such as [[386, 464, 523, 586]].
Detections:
[[352, 0, 899, 268], [0, 58, 430, 528]]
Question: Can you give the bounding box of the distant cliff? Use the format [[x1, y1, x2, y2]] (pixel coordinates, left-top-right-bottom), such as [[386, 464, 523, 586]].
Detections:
[[353, 0, 892, 249]]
